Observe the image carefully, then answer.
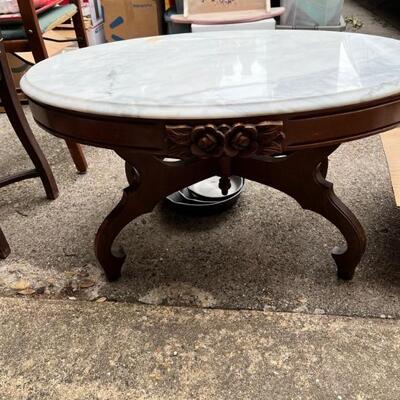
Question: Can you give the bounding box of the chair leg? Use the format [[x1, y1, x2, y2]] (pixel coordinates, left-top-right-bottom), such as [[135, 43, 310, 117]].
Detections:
[[27, 43, 88, 174], [0, 45, 59, 200], [0, 227, 11, 259], [65, 140, 88, 174], [71, 0, 89, 48], [68, 3, 89, 173]]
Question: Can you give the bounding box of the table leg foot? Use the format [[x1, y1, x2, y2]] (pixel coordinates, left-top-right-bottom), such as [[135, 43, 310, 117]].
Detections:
[[307, 170, 366, 280], [234, 146, 366, 279], [96, 154, 217, 281], [95, 188, 134, 281], [95, 178, 157, 281]]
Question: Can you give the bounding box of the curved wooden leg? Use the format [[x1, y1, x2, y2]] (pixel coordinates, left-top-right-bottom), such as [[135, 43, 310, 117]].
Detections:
[[0, 47, 58, 200], [234, 146, 366, 280], [65, 141, 88, 174], [96, 154, 217, 281], [300, 162, 366, 280], [319, 157, 329, 179], [11, 117, 59, 199], [95, 184, 153, 281], [0, 227, 11, 259]]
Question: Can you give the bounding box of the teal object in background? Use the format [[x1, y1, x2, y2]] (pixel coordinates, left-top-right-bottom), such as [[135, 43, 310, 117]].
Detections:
[[281, 0, 344, 27], [0, 4, 77, 40]]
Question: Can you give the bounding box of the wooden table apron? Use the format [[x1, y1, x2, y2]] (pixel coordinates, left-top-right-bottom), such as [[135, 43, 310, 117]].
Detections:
[[29, 94, 400, 281]]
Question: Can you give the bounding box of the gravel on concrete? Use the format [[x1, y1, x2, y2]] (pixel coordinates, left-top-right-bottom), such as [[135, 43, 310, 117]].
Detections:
[[0, 0, 400, 317], [1, 1, 400, 398], [1, 297, 399, 400], [2, 105, 400, 317]]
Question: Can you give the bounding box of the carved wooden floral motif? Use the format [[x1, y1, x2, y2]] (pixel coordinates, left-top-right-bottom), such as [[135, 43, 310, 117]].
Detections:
[[165, 121, 285, 159]]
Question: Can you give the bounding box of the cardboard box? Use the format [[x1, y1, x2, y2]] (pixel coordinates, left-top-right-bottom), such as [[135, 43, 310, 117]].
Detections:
[[102, 0, 162, 42]]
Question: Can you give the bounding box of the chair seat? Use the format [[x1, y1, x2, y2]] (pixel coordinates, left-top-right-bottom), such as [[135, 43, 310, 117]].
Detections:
[[0, 4, 77, 40]]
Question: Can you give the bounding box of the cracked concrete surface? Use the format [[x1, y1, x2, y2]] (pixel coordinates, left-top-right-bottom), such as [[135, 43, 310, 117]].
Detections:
[[1, 0, 400, 318], [1, 298, 400, 400]]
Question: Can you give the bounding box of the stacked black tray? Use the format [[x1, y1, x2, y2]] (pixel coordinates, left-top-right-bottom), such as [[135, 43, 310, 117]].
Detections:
[[166, 176, 245, 214]]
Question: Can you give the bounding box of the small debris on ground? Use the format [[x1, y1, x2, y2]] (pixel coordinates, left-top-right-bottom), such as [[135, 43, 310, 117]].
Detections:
[[17, 288, 36, 296], [78, 271, 90, 278], [10, 280, 30, 291], [79, 279, 95, 289], [345, 16, 364, 29], [95, 297, 107, 303], [35, 287, 46, 295]]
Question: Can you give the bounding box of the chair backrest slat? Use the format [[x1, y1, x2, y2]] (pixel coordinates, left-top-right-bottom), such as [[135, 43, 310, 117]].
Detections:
[[16, 0, 48, 61]]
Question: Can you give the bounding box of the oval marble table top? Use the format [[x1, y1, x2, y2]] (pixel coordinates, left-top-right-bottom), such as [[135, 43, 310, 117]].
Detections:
[[21, 30, 400, 120]]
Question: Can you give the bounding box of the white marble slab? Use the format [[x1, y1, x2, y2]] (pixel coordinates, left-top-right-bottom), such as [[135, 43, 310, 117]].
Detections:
[[21, 30, 400, 119]]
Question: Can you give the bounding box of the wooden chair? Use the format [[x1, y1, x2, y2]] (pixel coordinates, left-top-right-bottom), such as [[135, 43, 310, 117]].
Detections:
[[1, 0, 88, 173], [0, 34, 60, 258]]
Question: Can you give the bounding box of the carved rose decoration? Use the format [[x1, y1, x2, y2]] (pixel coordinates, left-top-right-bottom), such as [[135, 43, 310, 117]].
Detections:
[[166, 121, 285, 159], [225, 123, 259, 157], [191, 125, 225, 158]]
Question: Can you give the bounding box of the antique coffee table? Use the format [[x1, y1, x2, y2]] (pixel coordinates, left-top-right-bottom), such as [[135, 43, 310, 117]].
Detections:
[[21, 31, 400, 281]]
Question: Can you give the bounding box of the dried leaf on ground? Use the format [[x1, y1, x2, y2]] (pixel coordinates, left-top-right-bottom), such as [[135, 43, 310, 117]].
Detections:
[[17, 288, 36, 295], [10, 280, 30, 291], [79, 279, 95, 289], [95, 297, 107, 303]]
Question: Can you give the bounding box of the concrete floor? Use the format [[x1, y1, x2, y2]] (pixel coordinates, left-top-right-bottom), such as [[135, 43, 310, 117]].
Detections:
[[1, 297, 400, 400], [1, 1, 400, 396], [1, 0, 400, 317]]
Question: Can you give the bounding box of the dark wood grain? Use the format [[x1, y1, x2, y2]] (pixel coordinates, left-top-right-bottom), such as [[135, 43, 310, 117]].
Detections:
[[0, 39, 58, 199], [0, 37, 59, 258], [28, 94, 400, 152], [26, 85, 400, 281], [0, 227, 11, 259], [233, 147, 366, 280], [2, 0, 89, 174], [96, 153, 218, 281]]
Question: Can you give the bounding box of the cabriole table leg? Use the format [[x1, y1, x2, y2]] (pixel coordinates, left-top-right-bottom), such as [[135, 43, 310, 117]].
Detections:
[[95, 146, 366, 281], [95, 153, 217, 281], [233, 145, 366, 280]]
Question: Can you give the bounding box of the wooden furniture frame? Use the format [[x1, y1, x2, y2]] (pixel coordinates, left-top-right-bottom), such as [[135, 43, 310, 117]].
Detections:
[[2, 0, 88, 173], [27, 92, 400, 282], [0, 36, 59, 258], [0, 227, 11, 259]]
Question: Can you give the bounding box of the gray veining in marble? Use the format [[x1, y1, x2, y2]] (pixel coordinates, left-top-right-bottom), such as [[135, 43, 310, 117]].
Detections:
[[21, 30, 400, 119]]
